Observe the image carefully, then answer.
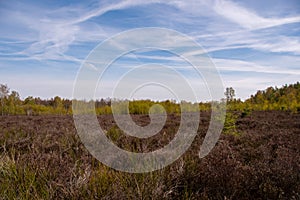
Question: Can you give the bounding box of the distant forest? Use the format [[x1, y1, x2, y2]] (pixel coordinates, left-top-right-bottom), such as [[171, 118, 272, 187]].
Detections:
[[0, 82, 299, 115]]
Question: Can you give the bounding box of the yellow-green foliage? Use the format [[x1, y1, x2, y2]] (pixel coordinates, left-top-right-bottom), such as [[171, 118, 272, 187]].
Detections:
[[245, 82, 300, 112], [223, 112, 239, 136], [0, 82, 299, 115], [227, 82, 300, 113]]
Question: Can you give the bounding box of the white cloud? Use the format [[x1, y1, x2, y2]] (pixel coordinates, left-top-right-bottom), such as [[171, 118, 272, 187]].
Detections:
[[2, 0, 300, 61], [213, 0, 300, 30], [69, 0, 162, 25], [0, 1, 151, 62], [193, 28, 300, 55], [214, 58, 300, 75], [249, 36, 300, 55]]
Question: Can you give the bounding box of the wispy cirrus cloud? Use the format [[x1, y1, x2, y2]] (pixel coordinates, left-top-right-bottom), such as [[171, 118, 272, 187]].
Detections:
[[1, 0, 299, 60], [213, 0, 300, 30], [213, 58, 300, 75]]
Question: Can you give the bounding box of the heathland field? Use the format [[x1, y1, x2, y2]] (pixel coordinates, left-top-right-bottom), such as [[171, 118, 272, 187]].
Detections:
[[0, 110, 299, 199]]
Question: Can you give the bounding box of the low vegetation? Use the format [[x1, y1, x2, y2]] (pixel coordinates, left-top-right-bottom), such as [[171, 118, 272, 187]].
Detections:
[[0, 112, 299, 199], [0, 82, 299, 199]]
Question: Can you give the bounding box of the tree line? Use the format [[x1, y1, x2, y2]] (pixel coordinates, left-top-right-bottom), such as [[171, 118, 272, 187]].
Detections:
[[228, 82, 300, 113], [0, 82, 299, 115]]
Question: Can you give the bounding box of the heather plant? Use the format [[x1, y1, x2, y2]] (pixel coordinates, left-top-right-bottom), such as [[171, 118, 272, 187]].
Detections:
[[0, 111, 299, 199]]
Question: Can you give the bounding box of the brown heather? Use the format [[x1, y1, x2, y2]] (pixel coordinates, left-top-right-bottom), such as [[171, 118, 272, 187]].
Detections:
[[0, 111, 299, 199]]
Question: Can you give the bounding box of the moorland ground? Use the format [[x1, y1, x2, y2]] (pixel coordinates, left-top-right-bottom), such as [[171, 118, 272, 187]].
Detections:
[[0, 111, 299, 199]]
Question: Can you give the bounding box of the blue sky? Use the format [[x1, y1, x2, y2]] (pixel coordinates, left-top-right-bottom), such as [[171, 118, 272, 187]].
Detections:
[[0, 0, 299, 101]]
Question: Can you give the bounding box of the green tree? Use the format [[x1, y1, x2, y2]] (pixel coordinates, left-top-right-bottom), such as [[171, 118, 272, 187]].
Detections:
[[8, 91, 21, 114], [0, 84, 9, 115], [24, 96, 35, 115], [53, 96, 64, 114], [225, 87, 235, 102]]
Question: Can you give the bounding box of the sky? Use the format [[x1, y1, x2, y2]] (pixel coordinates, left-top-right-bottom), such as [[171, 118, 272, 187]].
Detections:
[[0, 0, 299, 101]]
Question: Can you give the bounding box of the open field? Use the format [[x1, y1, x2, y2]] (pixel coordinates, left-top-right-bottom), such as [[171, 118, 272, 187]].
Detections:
[[0, 111, 299, 199]]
